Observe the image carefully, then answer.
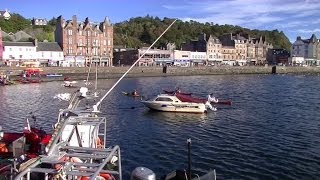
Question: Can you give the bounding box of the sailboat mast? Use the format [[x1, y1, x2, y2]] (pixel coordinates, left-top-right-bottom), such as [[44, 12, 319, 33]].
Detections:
[[93, 19, 177, 111]]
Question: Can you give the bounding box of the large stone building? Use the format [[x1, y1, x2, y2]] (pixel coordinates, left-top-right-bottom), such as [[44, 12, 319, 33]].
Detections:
[[291, 34, 320, 66], [206, 33, 272, 66], [207, 35, 223, 65], [55, 15, 113, 67]]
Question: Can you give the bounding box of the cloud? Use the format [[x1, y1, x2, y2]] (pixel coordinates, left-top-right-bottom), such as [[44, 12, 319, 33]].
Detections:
[[163, 0, 320, 30], [162, 0, 320, 42], [297, 29, 320, 33]]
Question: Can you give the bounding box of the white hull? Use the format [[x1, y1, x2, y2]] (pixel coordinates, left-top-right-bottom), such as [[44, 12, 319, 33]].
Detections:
[[141, 94, 207, 113]]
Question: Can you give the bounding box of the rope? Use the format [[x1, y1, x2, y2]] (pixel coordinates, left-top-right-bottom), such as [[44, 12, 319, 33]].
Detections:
[[93, 19, 177, 111]]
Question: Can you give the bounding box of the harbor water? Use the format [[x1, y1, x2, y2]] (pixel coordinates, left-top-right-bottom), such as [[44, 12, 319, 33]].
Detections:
[[0, 74, 320, 179]]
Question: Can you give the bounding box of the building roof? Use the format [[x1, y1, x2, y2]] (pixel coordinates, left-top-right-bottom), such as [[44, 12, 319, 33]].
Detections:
[[37, 42, 62, 51], [3, 41, 35, 46], [13, 31, 32, 41]]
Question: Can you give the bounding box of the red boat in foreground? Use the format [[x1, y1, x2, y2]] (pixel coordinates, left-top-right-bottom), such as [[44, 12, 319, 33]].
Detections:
[[0, 117, 51, 176]]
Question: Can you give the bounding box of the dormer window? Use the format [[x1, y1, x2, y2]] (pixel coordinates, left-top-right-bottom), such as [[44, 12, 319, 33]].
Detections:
[[68, 29, 72, 36]]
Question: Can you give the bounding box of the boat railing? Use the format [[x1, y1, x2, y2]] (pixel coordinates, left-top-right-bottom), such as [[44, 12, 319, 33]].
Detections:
[[14, 113, 114, 180], [14, 145, 122, 180], [46, 113, 106, 155]]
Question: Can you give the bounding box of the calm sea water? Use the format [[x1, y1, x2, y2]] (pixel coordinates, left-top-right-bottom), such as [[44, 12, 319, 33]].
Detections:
[[0, 74, 320, 179]]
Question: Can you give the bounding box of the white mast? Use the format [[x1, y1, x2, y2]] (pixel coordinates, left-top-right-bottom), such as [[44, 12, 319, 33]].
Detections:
[[93, 19, 177, 112]]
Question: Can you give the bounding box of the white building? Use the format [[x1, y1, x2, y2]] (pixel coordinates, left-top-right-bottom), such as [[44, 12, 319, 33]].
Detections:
[[36, 41, 64, 66], [2, 40, 64, 67], [2, 42, 37, 66], [173, 50, 191, 67], [0, 9, 10, 20], [190, 51, 206, 66]]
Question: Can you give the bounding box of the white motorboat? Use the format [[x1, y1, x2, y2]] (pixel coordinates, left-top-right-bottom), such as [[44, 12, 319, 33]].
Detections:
[[141, 94, 207, 113]]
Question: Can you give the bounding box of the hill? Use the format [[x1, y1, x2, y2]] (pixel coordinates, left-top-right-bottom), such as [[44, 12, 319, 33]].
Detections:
[[113, 16, 291, 50], [0, 14, 291, 50]]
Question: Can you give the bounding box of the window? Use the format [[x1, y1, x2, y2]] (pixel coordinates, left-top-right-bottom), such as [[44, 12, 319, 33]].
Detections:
[[104, 40, 106, 46], [155, 97, 173, 102], [87, 31, 91, 36], [182, 55, 188, 58], [68, 29, 72, 36], [68, 38, 73, 44], [107, 40, 111, 46], [79, 30, 82, 36], [68, 47, 73, 54], [20, 55, 23, 58]]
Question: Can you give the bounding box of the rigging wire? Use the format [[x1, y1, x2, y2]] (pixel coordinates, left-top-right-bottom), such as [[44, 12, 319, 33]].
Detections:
[[93, 19, 177, 111]]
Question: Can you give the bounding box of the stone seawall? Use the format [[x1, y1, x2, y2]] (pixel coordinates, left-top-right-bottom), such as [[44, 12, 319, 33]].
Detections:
[[1, 66, 319, 81]]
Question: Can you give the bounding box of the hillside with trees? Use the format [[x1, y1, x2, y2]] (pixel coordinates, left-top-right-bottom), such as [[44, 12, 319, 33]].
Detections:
[[114, 16, 291, 50], [0, 14, 291, 50]]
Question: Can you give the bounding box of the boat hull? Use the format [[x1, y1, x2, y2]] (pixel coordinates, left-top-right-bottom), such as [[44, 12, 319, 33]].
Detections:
[[141, 101, 207, 113]]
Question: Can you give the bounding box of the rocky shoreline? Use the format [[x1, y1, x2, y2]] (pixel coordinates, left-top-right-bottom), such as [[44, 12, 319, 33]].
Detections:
[[1, 66, 319, 82]]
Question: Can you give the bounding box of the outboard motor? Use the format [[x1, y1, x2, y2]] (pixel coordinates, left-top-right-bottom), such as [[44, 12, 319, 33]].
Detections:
[[131, 167, 156, 180]]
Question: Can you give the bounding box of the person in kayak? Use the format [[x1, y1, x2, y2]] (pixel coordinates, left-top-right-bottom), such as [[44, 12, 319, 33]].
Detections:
[[132, 89, 139, 96]]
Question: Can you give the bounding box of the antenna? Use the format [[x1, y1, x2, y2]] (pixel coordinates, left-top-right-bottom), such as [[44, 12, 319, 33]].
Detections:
[[93, 19, 177, 111]]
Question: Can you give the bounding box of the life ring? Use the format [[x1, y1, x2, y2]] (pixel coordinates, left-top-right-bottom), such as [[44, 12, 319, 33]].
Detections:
[[0, 142, 8, 153], [97, 137, 103, 148]]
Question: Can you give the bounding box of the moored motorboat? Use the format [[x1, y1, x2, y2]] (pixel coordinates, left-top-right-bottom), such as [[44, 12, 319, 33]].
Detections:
[[141, 94, 207, 113]]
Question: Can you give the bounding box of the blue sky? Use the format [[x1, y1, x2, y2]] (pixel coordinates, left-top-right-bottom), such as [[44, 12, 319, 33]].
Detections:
[[1, 0, 320, 42]]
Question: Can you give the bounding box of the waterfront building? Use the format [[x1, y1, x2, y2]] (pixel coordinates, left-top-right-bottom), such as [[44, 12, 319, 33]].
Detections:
[[2, 42, 37, 66], [190, 51, 206, 66], [221, 46, 237, 66], [138, 47, 172, 66], [113, 48, 138, 66], [267, 49, 290, 65], [206, 35, 223, 66], [291, 34, 320, 66], [173, 50, 191, 67], [32, 18, 48, 26], [0, 9, 10, 20], [55, 15, 113, 67], [1, 40, 64, 67], [36, 40, 64, 66]]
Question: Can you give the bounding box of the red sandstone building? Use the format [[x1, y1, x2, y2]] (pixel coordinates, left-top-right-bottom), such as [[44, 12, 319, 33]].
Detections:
[[55, 15, 113, 67]]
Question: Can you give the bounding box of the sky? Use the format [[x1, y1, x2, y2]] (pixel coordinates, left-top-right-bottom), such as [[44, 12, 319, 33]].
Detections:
[[1, 0, 320, 42]]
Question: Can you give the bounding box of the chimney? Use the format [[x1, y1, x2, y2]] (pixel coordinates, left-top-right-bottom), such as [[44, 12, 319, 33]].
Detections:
[[34, 39, 38, 47], [72, 15, 77, 24]]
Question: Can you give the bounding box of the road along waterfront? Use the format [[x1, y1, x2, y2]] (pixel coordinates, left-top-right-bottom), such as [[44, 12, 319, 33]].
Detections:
[[1, 66, 320, 82]]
